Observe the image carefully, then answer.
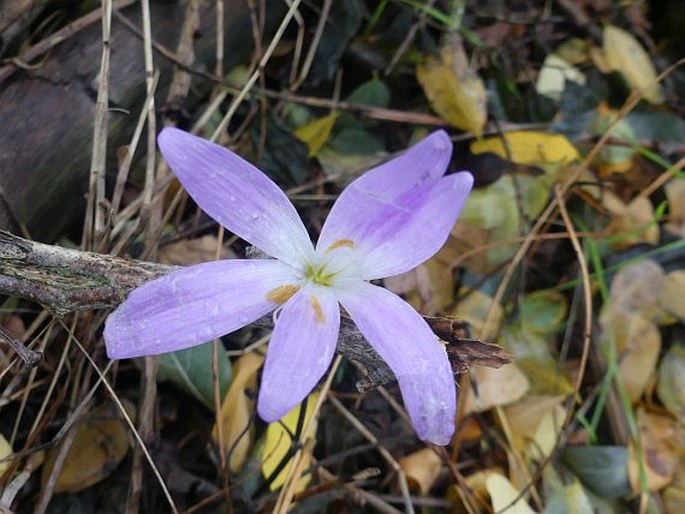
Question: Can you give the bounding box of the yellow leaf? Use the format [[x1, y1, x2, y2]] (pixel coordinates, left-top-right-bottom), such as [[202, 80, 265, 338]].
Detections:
[[416, 41, 487, 136], [213, 351, 264, 472], [628, 409, 679, 492], [470, 130, 579, 165], [261, 391, 320, 491], [42, 402, 133, 493], [294, 113, 339, 157], [485, 472, 537, 514], [0, 433, 12, 476], [398, 447, 443, 495], [603, 25, 664, 104]]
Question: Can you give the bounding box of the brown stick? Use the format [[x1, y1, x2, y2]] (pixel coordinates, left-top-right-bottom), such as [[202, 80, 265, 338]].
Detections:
[[0, 231, 510, 387]]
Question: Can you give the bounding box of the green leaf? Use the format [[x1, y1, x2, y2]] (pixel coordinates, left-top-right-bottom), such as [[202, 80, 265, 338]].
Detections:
[[158, 342, 232, 411], [562, 446, 631, 498]]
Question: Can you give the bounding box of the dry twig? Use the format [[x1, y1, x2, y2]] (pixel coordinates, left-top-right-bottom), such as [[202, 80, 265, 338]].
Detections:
[[0, 231, 510, 389]]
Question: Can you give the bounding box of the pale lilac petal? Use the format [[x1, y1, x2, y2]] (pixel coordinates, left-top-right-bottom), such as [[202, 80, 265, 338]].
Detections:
[[354, 172, 473, 278], [104, 259, 300, 359], [158, 128, 314, 268], [257, 287, 340, 422], [337, 281, 456, 445], [316, 130, 473, 278]]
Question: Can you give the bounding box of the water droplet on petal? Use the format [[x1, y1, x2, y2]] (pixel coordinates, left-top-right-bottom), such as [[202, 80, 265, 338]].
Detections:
[[229, 195, 236, 202]]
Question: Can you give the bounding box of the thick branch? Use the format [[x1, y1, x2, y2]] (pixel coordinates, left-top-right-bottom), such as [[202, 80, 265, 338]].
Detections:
[[0, 231, 510, 387]]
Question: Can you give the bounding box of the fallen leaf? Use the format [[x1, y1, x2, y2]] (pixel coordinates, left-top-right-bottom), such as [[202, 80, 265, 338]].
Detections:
[[505, 395, 566, 461], [500, 326, 573, 396], [659, 270, 685, 321], [454, 287, 504, 340], [157, 341, 232, 411], [261, 391, 320, 492], [520, 290, 568, 335], [536, 53, 586, 101], [657, 344, 685, 422], [398, 447, 443, 495], [159, 235, 236, 265], [294, 113, 339, 157], [42, 401, 134, 493], [484, 472, 537, 514], [628, 409, 679, 492], [603, 193, 660, 250], [416, 39, 487, 136], [0, 433, 12, 476], [665, 179, 685, 238], [462, 363, 530, 414], [470, 130, 579, 166], [562, 446, 631, 498], [603, 25, 664, 104], [599, 312, 661, 402], [608, 259, 665, 317], [384, 257, 454, 315], [213, 351, 265, 472]]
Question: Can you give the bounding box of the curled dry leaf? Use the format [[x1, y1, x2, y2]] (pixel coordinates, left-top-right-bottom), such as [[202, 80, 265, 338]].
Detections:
[[603, 25, 664, 104], [398, 447, 443, 495], [213, 350, 265, 472]]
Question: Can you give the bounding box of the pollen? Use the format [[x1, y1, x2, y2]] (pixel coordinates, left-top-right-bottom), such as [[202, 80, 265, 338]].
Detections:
[[266, 284, 300, 304], [325, 239, 355, 253], [310, 295, 325, 324]]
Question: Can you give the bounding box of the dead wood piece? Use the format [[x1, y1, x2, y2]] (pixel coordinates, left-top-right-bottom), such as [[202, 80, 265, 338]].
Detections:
[[0, 231, 511, 387]]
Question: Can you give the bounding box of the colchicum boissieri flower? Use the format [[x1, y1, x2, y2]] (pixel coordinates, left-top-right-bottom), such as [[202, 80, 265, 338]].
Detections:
[[104, 128, 473, 445]]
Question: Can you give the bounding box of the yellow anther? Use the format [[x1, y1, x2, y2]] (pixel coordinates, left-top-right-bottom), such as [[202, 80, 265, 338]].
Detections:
[[266, 284, 300, 304], [325, 239, 355, 253], [310, 295, 325, 324]]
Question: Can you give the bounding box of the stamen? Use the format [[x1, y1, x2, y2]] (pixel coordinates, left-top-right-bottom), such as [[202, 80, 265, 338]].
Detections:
[[325, 239, 355, 253], [310, 295, 325, 324], [266, 284, 300, 304]]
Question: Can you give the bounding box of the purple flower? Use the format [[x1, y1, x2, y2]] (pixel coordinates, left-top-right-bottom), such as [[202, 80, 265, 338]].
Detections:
[[104, 127, 473, 445]]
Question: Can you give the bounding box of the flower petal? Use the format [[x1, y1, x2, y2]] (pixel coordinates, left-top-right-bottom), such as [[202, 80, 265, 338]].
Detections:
[[257, 287, 340, 422], [337, 281, 456, 445], [357, 172, 474, 278], [104, 259, 300, 359], [317, 130, 473, 278], [158, 128, 314, 268]]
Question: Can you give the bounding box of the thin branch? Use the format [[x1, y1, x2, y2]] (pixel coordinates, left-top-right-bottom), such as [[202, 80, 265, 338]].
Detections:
[[0, 231, 510, 388]]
